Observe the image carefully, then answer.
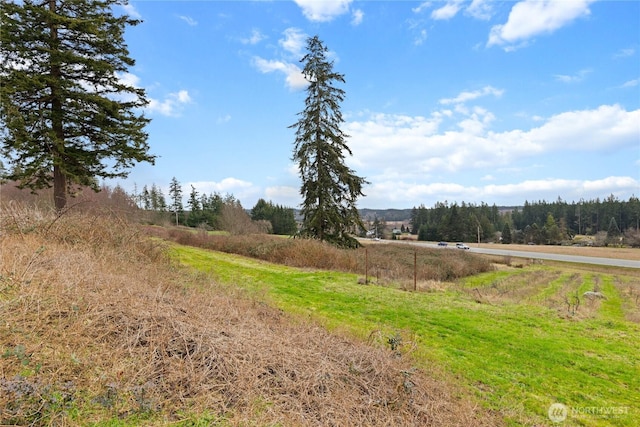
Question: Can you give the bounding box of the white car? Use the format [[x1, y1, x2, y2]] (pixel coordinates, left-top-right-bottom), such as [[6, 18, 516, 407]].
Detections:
[[456, 243, 470, 250]]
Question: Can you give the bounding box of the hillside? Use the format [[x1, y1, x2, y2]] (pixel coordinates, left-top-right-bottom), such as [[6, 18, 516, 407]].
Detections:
[[0, 204, 500, 426]]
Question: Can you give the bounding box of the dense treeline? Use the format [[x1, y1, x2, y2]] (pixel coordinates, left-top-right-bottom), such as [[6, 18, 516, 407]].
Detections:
[[410, 195, 640, 246], [410, 201, 503, 243], [131, 179, 226, 229], [132, 178, 296, 236], [250, 198, 297, 235], [3, 175, 638, 245]]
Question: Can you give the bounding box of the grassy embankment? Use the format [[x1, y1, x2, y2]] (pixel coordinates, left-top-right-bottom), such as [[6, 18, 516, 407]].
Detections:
[[172, 237, 640, 427], [1, 205, 501, 426]]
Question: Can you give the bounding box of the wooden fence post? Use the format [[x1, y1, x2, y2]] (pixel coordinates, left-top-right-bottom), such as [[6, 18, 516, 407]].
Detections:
[[414, 251, 417, 291], [365, 248, 368, 284]]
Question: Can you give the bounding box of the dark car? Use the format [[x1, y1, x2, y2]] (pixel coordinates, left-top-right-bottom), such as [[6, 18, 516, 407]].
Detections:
[[438, 241, 448, 247]]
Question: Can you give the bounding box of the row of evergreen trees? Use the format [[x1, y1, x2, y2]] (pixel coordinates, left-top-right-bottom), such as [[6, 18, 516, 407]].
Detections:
[[411, 201, 503, 243], [132, 179, 229, 228], [411, 195, 640, 244], [132, 178, 296, 235], [250, 199, 297, 235]]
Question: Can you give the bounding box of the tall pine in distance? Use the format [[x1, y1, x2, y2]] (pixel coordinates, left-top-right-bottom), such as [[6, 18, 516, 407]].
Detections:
[[290, 36, 367, 248], [0, 0, 154, 211]]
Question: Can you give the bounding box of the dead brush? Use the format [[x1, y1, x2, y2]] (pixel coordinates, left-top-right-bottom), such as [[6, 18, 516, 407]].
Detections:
[[1, 204, 501, 425], [614, 278, 640, 323], [155, 228, 494, 286], [467, 270, 551, 305]]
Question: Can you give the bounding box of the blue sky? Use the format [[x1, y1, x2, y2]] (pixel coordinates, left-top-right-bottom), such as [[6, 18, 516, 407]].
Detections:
[[114, 0, 639, 209]]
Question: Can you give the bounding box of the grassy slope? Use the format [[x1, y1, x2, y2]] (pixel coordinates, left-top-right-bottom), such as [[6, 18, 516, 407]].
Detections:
[[174, 244, 640, 427], [2, 210, 503, 426]]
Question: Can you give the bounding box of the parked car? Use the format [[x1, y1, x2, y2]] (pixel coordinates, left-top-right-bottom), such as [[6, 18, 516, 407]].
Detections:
[[456, 242, 470, 250], [437, 241, 448, 247]]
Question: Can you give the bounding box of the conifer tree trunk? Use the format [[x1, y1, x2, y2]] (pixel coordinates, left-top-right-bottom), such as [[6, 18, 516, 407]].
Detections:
[[48, 0, 66, 210]]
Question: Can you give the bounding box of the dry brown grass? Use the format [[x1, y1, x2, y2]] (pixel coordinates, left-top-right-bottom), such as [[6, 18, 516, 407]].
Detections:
[[1, 203, 501, 426]]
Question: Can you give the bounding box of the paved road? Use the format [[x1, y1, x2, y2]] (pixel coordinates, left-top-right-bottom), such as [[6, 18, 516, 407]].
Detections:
[[382, 240, 640, 269]]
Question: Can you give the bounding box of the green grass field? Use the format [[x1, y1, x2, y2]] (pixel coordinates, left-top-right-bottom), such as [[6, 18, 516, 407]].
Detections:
[[174, 244, 640, 426]]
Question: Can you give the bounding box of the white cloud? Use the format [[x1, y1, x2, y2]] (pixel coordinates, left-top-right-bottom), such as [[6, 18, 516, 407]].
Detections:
[[279, 28, 307, 58], [250, 28, 312, 90], [466, 0, 494, 20], [217, 114, 231, 124], [361, 176, 639, 209], [431, 0, 464, 20], [484, 177, 639, 200], [190, 178, 253, 194], [147, 90, 192, 117], [241, 29, 266, 45], [187, 178, 261, 206], [175, 90, 191, 103], [613, 47, 635, 59], [178, 15, 197, 26], [265, 186, 300, 207], [414, 29, 428, 46], [439, 86, 504, 105], [412, 2, 430, 14], [112, 72, 191, 117], [413, 0, 494, 20], [554, 68, 592, 83], [621, 79, 639, 88], [293, 0, 352, 22], [351, 9, 364, 26], [457, 107, 495, 135], [344, 105, 639, 182], [488, 0, 595, 50], [524, 104, 639, 151], [119, 4, 141, 19], [252, 57, 307, 91], [116, 72, 141, 88]]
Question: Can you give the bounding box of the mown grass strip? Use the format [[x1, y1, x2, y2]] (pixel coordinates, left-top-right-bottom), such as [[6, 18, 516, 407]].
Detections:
[[577, 273, 596, 296], [599, 276, 625, 320], [172, 244, 640, 427]]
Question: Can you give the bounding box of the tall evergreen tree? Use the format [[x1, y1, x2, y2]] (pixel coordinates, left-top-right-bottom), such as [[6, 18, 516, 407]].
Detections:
[[607, 217, 621, 237], [149, 184, 166, 211], [141, 185, 151, 210], [168, 177, 183, 226], [410, 204, 429, 234], [186, 185, 200, 227], [201, 192, 223, 229], [502, 222, 512, 244], [290, 35, 367, 248], [0, 0, 153, 210], [272, 204, 297, 235], [251, 198, 273, 221]]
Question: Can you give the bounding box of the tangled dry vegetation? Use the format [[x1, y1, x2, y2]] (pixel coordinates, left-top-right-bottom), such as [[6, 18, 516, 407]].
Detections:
[[1, 203, 501, 426], [147, 227, 493, 285]]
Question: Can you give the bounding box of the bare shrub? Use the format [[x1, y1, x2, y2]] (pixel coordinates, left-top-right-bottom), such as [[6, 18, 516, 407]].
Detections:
[[151, 228, 494, 285], [219, 203, 262, 235]]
